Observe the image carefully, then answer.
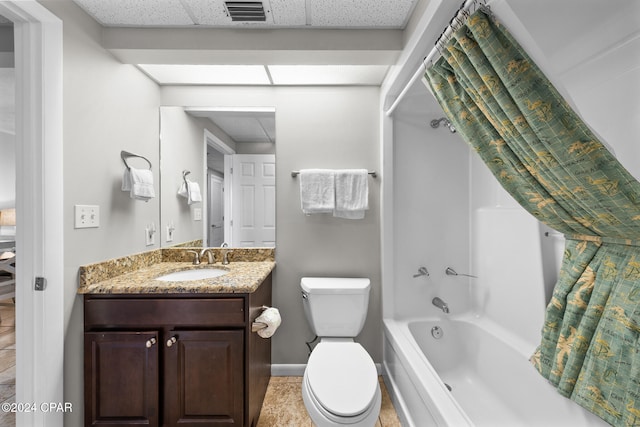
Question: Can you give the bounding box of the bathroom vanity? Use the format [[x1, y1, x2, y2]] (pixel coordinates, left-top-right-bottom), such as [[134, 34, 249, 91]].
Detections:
[[79, 249, 275, 427]]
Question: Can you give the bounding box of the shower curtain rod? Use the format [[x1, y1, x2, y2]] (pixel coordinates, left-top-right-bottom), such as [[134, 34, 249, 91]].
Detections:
[[385, 0, 484, 117]]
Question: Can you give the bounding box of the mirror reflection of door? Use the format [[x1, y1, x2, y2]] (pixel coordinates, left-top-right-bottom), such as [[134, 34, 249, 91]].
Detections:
[[207, 172, 224, 247], [230, 154, 276, 247]]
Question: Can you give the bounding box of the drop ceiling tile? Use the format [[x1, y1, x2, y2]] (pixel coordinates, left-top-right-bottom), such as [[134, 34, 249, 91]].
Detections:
[[257, 116, 276, 141], [309, 0, 416, 28], [183, 0, 245, 25], [73, 0, 194, 26], [216, 117, 269, 143], [269, 0, 307, 26]]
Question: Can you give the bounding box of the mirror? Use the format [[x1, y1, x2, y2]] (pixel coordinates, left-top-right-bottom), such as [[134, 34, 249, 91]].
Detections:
[[159, 106, 276, 248]]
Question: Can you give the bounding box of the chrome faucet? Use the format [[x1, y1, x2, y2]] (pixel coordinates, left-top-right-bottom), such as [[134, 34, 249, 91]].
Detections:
[[220, 242, 232, 265], [432, 297, 450, 314], [199, 248, 215, 264], [187, 250, 201, 265]]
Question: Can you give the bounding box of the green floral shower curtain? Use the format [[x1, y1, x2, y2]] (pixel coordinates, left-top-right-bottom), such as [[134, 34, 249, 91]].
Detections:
[[424, 7, 640, 426]]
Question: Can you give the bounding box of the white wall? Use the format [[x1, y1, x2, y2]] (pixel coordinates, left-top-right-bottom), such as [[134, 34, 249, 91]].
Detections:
[[160, 107, 212, 245], [161, 85, 382, 365]]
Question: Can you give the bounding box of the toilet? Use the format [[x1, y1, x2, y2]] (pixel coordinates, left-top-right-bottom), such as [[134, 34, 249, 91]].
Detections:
[[300, 277, 381, 427]]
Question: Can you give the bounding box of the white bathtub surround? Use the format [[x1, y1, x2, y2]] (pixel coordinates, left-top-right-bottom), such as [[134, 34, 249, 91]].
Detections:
[[383, 317, 608, 427], [473, 208, 547, 347]]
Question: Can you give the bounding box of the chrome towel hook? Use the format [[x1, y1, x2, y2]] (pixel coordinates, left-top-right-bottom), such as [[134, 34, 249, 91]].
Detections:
[[445, 267, 478, 278]]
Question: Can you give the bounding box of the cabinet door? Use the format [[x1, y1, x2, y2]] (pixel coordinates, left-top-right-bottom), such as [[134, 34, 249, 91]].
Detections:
[[164, 330, 244, 426], [84, 331, 159, 426]]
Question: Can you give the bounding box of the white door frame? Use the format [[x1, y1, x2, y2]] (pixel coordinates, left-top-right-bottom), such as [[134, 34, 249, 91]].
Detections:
[[203, 128, 235, 245], [0, 2, 64, 426], [207, 173, 224, 247]]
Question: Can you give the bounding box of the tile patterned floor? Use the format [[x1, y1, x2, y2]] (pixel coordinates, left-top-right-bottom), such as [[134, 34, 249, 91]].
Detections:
[[257, 376, 402, 427], [0, 301, 15, 427]]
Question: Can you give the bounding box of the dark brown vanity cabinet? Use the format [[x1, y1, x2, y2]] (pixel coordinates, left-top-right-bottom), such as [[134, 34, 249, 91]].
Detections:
[[83, 274, 272, 427]]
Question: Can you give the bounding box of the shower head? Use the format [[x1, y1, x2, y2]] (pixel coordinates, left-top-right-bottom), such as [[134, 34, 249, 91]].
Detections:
[[430, 117, 456, 133]]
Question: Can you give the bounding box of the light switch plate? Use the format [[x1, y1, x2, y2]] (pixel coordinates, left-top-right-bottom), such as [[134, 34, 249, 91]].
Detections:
[[75, 205, 100, 228], [193, 207, 202, 221]]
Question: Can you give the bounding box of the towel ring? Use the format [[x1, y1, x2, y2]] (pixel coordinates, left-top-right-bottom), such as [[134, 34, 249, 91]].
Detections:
[[182, 170, 191, 186], [121, 150, 152, 170]]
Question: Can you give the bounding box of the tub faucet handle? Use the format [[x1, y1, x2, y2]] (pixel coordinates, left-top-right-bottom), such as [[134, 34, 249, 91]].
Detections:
[[413, 267, 429, 278], [445, 267, 478, 278]]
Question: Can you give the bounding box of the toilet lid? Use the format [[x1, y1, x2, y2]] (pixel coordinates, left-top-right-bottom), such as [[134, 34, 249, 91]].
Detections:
[[307, 341, 378, 417]]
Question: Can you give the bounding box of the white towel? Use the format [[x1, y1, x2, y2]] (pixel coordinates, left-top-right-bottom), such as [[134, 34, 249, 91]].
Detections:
[[122, 168, 155, 202], [178, 180, 202, 205], [255, 306, 281, 339], [299, 169, 335, 215], [334, 169, 368, 219]]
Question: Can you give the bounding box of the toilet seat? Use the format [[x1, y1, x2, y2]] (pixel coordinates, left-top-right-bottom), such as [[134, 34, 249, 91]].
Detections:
[[306, 341, 378, 418]]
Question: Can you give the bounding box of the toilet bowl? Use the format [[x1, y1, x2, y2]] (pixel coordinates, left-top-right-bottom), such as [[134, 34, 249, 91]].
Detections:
[[300, 277, 381, 427], [302, 340, 381, 427]]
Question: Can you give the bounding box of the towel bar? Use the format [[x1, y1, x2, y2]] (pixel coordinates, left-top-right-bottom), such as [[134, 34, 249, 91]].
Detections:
[[291, 170, 377, 178]]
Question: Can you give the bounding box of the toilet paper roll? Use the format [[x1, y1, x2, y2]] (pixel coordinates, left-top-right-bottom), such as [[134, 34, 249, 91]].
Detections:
[[254, 307, 281, 338]]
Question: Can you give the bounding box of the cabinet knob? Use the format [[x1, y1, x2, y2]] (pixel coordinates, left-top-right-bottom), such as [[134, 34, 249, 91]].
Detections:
[[145, 337, 157, 348], [166, 336, 178, 347]]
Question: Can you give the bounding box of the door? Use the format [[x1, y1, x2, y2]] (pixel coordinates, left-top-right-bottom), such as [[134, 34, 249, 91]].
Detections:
[[230, 154, 276, 247], [208, 172, 224, 247], [164, 330, 244, 426], [84, 331, 160, 426], [1, 2, 65, 426]]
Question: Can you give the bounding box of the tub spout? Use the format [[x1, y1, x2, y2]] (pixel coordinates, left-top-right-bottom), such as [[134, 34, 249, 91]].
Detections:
[[432, 297, 449, 314]]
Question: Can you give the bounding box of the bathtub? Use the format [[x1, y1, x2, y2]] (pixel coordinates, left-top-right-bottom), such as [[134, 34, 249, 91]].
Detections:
[[383, 316, 608, 427]]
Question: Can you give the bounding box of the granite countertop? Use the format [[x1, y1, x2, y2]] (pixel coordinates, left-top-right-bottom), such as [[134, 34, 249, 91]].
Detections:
[[78, 261, 275, 294], [78, 247, 276, 295]]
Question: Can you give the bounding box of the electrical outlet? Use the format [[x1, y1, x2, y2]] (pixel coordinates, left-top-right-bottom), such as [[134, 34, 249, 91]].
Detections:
[[75, 205, 100, 229], [193, 207, 202, 221]]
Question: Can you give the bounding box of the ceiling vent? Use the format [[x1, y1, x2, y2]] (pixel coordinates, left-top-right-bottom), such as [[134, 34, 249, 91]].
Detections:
[[224, 1, 267, 22]]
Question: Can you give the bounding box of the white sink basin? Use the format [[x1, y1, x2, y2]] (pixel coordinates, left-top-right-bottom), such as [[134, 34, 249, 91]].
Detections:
[[156, 268, 228, 282]]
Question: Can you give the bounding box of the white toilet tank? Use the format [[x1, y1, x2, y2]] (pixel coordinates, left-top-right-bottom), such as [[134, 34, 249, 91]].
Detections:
[[301, 277, 370, 337]]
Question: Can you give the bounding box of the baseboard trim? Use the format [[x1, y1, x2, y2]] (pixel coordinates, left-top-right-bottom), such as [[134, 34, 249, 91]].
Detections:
[[271, 364, 306, 376], [271, 363, 383, 377]]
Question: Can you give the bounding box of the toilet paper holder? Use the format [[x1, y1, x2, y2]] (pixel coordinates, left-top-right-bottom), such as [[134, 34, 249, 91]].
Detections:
[[252, 322, 268, 332], [251, 305, 277, 333]]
